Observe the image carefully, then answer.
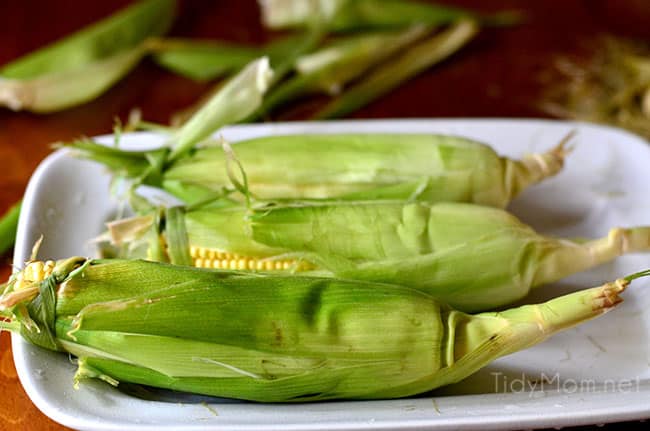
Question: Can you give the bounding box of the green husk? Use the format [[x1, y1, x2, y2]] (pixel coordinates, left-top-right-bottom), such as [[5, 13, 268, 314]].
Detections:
[[0, 0, 176, 112], [313, 19, 478, 119], [0, 258, 635, 401], [0, 201, 21, 256], [148, 34, 314, 83], [164, 206, 192, 266], [114, 200, 650, 312], [168, 57, 274, 161], [255, 25, 429, 116], [258, 0, 519, 31], [178, 25, 325, 125], [71, 132, 569, 208]]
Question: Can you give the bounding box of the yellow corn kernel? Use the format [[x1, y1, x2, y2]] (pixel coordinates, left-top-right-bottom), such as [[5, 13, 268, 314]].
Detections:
[[189, 246, 315, 272]]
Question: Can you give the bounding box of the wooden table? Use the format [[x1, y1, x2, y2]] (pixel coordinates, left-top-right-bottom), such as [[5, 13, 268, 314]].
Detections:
[[1, 1, 649, 429]]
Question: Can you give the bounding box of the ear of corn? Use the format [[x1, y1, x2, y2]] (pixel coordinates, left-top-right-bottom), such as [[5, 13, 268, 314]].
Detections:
[[0, 258, 638, 402], [0, 0, 176, 112], [73, 132, 569, 208], [113, 200, 650, 312]]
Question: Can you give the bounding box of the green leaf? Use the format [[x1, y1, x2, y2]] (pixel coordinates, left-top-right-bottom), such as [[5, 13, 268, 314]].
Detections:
[[164, 206, 192, 266]]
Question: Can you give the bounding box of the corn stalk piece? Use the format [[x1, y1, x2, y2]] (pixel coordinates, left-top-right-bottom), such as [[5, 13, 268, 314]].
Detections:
[[0, 0, 176, 113], [0, 258, 641, 402], [71, 132, 570, 208], [111, 201, 650, 312]]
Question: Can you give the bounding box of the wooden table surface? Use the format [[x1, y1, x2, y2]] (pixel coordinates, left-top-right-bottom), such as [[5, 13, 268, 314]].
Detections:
[[1, 1, 649, 430]]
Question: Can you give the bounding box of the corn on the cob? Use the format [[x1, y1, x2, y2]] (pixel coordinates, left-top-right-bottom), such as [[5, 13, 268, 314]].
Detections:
[[73, 132, 569, 208], [0, 258, 640, 402], [111, 201, 650, 312]]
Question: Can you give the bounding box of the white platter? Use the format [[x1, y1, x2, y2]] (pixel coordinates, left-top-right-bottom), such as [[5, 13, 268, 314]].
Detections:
[[12, 119, 650, 430]]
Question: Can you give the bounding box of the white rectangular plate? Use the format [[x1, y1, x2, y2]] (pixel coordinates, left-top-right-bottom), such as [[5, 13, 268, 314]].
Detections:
[[13, 119, 650, 430]]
